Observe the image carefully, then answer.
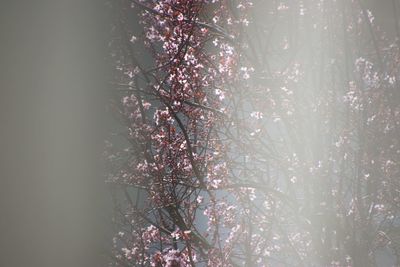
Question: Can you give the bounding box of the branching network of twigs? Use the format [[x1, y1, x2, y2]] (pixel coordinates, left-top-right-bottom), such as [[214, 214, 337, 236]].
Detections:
[[107, 0, 400, 266]]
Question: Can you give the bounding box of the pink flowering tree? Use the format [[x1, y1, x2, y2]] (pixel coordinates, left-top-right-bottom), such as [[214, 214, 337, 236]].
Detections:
[[107, 0, 400, 266]]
